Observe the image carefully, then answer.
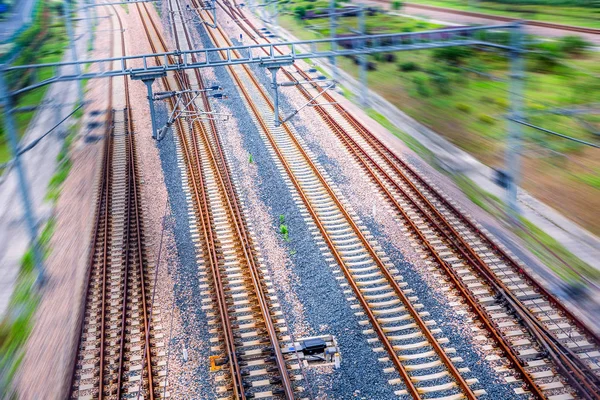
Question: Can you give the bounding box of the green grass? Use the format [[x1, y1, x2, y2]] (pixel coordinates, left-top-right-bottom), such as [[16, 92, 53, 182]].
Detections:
[[366, 109, 435, 162], [0, 1, 70, 165], [280, 12, 600, 231], [451, 175, 599, 284], [517, 217, 600, 283], [46, 120, 79, 203], [0, 219, 54, 394], [405, 0, 600, 29]]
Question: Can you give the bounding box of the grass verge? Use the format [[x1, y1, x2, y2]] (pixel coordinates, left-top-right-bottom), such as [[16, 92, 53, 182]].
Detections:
[[0, 219, 54, 395], [404, 0, 600, 29]]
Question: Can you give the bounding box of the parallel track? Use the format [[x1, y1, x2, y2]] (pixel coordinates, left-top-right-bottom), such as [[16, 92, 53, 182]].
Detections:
[[136, 2, 300, 398], [71, 4, 162, 400], [210, 2, 600, 398], [191, 3, 491, 398]]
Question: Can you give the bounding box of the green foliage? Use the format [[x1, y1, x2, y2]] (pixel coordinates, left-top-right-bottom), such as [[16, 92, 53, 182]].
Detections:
[[429, 70, 452, 94], [391, 0, 403, 10], [478, 114, 496, 125], [494, 97, 509, 109], [279, 224, 289, 241], [575, 172, 600, 190], [413, 76, 430, 97], [0, 218, 54, 394], [530, 50, 561, 73], [432, 46, 473, 65], [46, 124, 77, 202], [558, 35, 590, 55], [293, 5, 306, 19], [399, 61, 419, 72], [455, 103, 471, 113]]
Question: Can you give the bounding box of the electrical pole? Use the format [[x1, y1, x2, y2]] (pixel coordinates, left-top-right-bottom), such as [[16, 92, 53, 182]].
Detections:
[[504, 23, 524, 216], [0, 70, 45, 285], [329, 0, 337, 82], [64, 0, 84, 106], [358, 4, 368, 107], [84, 0, 92, 52]]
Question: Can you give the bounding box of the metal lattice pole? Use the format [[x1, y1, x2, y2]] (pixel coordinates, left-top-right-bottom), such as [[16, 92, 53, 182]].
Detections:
[[358, 4, 368, 107], [329, 0, 337, 82], [0, 71, 45, 284], [504, 23, 524, 215], [64, 0, 84, 106]]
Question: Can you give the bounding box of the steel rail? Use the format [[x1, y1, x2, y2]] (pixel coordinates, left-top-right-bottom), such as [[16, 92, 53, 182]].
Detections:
[[139, 4, 250, 398], [111, 4, 157, 398], [283, 65, 546, 398], [69, 2, 116, 396], [219, 3, 600, 397], [134, 5, 252, 399], [138, 3, 295, 398], [174, 0, 297, 397], [197, 6, 477, 398]]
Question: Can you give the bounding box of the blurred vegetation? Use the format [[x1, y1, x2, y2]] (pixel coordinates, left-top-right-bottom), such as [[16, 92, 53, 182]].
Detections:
[[45, 122, 78, 202], [452, 175, 600, 285], [0, 0, 70, 168], [406, 0, 600, 28], [279, 9, 600, 233], [0, 219, 53, 395]]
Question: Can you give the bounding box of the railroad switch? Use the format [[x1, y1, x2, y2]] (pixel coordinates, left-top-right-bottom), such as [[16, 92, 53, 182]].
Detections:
[[282, 335, 341, 368]]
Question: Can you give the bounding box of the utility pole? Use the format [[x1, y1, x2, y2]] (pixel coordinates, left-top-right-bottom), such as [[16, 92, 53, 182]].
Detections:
[[84, 0, 93, 52], [0, 70, 45, 285], [329, 0, 337, 82], [64, 0, 84, 106], [358, 4, 368, 107], [132, 71, 167, 139], [504, 23, 524, 215]]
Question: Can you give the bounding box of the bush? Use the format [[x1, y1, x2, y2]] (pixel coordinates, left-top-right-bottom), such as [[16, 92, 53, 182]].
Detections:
[[413, 76, 430, 97], [559, 35, 590, 55], [293, 5, 306, 19], [430, 71, 451, 94], [391, 0, 403, 10], [399, 61, 419, 72], [382, 53, 396, 62], [494, 98, 509, 109], [456, 103, 471, 113], [433, 46, 473, 65], [478, 114, 496, 125], [530, 51, 561, 73]]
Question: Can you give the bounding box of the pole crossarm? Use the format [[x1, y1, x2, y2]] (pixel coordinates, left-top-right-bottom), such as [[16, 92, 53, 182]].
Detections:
[[3, 24, 518, 97]]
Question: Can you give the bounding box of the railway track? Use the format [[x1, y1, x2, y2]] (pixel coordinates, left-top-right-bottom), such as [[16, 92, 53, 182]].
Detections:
[[371, 0, 600, 35], [188, 3, 498, 398], [136, 2, 303, 398], [204, 2, 600, 398], [70, 5, 164, 399]]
